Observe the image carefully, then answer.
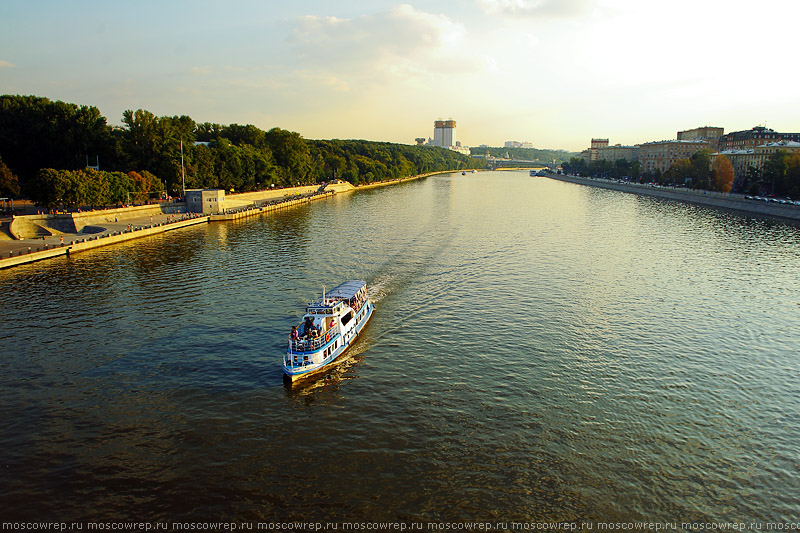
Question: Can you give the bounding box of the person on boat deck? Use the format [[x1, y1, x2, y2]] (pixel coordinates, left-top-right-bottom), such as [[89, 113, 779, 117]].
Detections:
[[303, 316, 314, 337], [329, 317, 336, 330], [290, 326, 299, 340]]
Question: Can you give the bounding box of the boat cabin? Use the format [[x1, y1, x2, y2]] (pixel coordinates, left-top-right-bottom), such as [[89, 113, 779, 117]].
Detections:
[[288, 281, 368, 353]]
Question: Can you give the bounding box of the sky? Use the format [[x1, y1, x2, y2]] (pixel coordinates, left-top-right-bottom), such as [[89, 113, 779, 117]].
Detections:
[[1, 0, 799, 152]]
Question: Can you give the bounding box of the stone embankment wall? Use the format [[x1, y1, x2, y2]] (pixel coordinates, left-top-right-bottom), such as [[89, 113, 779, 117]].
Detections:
[[550, 174, 800, 222], [0, 215, 207, 270], [9, 203, 183, 239], [223, 182, 356, 210], [211, 191, 335, 221]]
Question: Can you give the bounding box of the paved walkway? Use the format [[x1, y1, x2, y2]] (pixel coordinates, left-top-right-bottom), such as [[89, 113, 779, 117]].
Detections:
[[0, 211, 193, 258]]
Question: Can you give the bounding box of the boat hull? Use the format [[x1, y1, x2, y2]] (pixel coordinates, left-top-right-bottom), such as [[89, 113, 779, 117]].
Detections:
[[283, 301, 374, 382]]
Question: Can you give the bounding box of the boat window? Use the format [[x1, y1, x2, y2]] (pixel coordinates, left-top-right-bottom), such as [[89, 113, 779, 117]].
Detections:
[[341, 311, 353, 326]]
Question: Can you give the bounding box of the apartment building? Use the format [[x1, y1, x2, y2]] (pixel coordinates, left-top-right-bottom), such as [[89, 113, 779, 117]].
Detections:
[[718, 126, 783, 151], [638, 140, 711, 174], [597, 144, 640, 163], [677, 126, 724, 150], [711, 141, 800, 181]]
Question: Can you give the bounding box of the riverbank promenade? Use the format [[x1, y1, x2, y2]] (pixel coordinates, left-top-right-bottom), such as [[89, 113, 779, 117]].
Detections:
[[0, 211, 209, 269], [549, 174, 800, 222]]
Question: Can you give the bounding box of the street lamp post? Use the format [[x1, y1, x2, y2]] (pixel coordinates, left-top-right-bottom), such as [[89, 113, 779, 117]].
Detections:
[[180, 140, 186, 198]]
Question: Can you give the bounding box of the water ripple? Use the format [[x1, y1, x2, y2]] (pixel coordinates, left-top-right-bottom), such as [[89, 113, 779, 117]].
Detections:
[[1, 172, 800, 521]]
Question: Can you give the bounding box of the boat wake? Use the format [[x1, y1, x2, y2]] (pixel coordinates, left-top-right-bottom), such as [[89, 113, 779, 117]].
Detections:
[[366, 273, 393, 305]]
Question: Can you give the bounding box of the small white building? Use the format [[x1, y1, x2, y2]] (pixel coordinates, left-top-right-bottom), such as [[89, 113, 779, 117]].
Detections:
[[185, 189, 225, 214]]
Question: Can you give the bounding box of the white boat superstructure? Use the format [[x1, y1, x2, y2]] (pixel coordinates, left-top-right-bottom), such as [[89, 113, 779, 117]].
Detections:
[[283, 280, 374, 382]]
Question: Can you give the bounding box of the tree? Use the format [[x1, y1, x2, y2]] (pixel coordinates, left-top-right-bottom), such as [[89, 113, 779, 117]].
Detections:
[[140, 170, 164, 199], [0, 157, 21, 197], [665, 158, 693, 186], [711, 155, 734, 193], [690, 149, 712, 184], [324, 154, 347, 179], [221, 124, 267, 149], [561, 157, 587, 176], [0, 95, 115, 191], [107, 171, 135, 204], [120, 110, 196, 193], [629, 160, 642, 179], [613, 158, 631, 179], [30, 169, 70, 208], [265, 127, 311, 184], [742, 165, 761, 195], [763, 151, 787, 196], [785, 152, 800, 199]]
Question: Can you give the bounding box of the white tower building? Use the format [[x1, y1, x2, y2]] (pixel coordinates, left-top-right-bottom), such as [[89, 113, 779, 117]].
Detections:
[[433, 120, 456, 148]]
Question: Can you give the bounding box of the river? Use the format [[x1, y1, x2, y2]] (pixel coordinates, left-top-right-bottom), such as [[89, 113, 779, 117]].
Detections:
[[1, 170, 799, 523]]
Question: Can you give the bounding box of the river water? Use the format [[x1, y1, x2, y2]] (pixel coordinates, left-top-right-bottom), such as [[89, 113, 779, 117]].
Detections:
[[1, 171, 799, 524]]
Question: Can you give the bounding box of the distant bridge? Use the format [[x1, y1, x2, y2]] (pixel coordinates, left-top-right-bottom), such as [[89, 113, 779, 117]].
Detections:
[[484, 157, 552, 170]]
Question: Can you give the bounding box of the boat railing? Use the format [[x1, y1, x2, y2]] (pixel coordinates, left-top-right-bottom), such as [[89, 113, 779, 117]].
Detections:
[[284, 354, 314, 369], [288, 331, 338, 353]]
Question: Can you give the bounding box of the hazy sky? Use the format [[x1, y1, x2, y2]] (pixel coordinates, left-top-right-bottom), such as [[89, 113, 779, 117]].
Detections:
[[1, 0, 798, 151]]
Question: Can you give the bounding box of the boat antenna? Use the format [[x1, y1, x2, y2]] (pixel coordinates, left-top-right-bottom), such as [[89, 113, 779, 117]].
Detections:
[[322, 285, 326, 304]]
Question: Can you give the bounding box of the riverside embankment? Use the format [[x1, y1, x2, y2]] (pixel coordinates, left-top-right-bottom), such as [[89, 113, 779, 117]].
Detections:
[[549, 174, 800, 222], [0, 192, 330, 269], [0, 170, 460, 270], [0, 213, 209, 269]]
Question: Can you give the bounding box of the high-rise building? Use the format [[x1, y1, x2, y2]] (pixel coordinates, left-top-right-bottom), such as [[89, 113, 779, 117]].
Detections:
[[433, 120, 456, 148]]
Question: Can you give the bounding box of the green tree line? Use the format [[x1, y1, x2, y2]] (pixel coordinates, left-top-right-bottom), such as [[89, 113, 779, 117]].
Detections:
[[0, 95, 481, 207], [29, 169, 163, 209]]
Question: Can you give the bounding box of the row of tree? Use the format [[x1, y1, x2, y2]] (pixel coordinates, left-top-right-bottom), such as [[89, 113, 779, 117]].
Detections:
[[0, 95, 482, 206], [30, 169, 163, 209], [561, 148, 800, 198]]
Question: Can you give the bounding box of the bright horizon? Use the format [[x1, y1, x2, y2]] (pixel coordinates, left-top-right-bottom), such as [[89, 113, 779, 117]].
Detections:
[[1, 0, 799, 152]]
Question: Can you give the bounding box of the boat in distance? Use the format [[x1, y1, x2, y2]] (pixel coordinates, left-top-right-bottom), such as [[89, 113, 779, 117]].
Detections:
[[283, 280, 375, 382]]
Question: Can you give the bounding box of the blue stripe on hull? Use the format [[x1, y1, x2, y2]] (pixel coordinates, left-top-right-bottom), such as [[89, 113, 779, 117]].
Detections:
[[283, 302, 374, 382]]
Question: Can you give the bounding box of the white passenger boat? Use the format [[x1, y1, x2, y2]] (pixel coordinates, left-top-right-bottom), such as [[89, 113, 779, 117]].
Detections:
[[283, 280, 375, 382]]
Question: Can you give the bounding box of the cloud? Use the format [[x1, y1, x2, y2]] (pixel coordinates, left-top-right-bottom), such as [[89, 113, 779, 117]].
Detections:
[[288, 4, 476, 81], [186, 62, 349, 95], [0, 59, 15, 68], [476, 0, 594, 18], [295, 70, 350, 92]]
